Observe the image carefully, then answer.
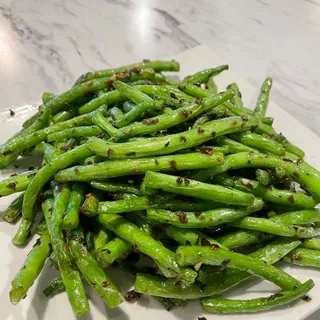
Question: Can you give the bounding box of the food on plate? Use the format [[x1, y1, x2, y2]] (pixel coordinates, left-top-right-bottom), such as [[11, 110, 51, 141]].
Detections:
[[1, 59, 319, 316]]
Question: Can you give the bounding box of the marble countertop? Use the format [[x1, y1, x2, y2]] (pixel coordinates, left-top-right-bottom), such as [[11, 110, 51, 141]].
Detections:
[[0, 0, 319, 319]]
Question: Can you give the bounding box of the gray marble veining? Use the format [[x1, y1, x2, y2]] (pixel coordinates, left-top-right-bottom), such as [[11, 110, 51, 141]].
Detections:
[[0, 0, 319, 318]]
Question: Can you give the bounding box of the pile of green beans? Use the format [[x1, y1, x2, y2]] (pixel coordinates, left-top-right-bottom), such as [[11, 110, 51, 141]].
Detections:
[[1, 59, 319, 317]]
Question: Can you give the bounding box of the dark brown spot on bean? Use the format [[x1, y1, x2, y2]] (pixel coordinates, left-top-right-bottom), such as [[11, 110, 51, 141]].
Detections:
[[268, 186, 273, 190], [179, 110, 190, 118], [143, 118, 159, 125], [292, 253, 303, 261], [195, 98, 203, 104], [125, 151, 136, 156], [170, 92, 178, 99], [211, 131, 216, 138], [107, 148, 114, 159], [10, 173, 17, 177], [303, 295, 312, 302], [288, 195, 294, 203], [164, 141, 170, 148], [197, 127, 204, 134], [176, 211, 188, 224], [176, 177, 183, 185], [242, 115, 248, 121], [155, 159, 159, 165], [170, 160, 177, 170], [194, 212, 202, 218], [74, 168, 80, 175], [7, 182, 16, 190], [125, 290, 141, 302], [199, 146, 214, 155], [146, 200, 153, 207], [102, 281, 110, 287], [184, 178, 190, 186], [179, 136, 187, 142], [105, 79, 114, 88], [293, 171, 300, 178], [130, 67, 141, 74], [232, 120, 238, 125]]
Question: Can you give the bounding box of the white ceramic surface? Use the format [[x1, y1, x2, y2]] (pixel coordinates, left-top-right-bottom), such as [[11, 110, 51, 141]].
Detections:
[[1, 46, 320, 320]]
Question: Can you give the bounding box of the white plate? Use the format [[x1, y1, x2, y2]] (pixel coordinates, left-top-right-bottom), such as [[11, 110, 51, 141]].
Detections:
[[1, 46, 320, 320]]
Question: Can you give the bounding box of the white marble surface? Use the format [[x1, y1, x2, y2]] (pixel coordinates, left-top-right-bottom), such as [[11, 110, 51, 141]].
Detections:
[[0, 0, 320, 319]]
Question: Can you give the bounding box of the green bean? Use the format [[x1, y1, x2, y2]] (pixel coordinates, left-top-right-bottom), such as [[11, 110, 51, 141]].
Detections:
[[22, 112, 39, 129], [98, 196, 156, 214], [183, 65, 229, 84], [43, 277, 65, 297], [144, 171, 255, 206], [49, 69, 156, 115], [93, 227, 114, 253], [75, 60, 180, 84], [0, 107, 105, 161], [108, 107, 124, 121], [215, 136, 256, 153], [113, 90, 234, 140], [115, 101, 163, 128], [0, 170, 36, 196], [136, 84, 195, 108], [231, 132, 286, 155], [63, 183, 86, 230], [80, 190, 102, 217], [36, 220, 47, 235], [36, 142, 63, 163], [212, 173, 316, 209], [92, 112, 120, 137], [190, 152, 320, 199], [216, 230, 274, 249], [42, 197, 89, 317], [10, 232, 51, 304], [114, 80, 163, 107], [176, 245, 300, 290], [164, 225, 200, 246], [96, 237, 131, 268], [135, 238, 301, 299], [69, 233, 124, 308], [22, 144, 93, 233], [55, 152, 224, 182], [2, 193, 24, 223], [79, 90, 123, 114], [91, 180, 141, 195], [97, 213, 197, 286], [47, 126, 102, 142], [254, 77, 272, 118], [232, 216, 320, 238], [12, 218, 32, 246], [256, 168, 273, 185], [86, 116, 260, 159], [270, 209, 320, 225], [301, 238, 320, 250], [52, 108, 78, 124], [201, 279, 313, 314], [227, 83, 243, 107], [146, 197, 263, 228], [284, 248, 320, 268], [207, 76, 218, 94]]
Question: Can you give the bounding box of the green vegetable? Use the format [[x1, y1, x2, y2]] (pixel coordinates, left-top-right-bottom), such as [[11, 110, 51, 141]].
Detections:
[[254, 77, 272, 118], [55, 152, 224, 182], [2, 193, 24, 223], [10, 233, 51, 304], [144, 171, 255, 206], [201, 279, 313, 314]]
